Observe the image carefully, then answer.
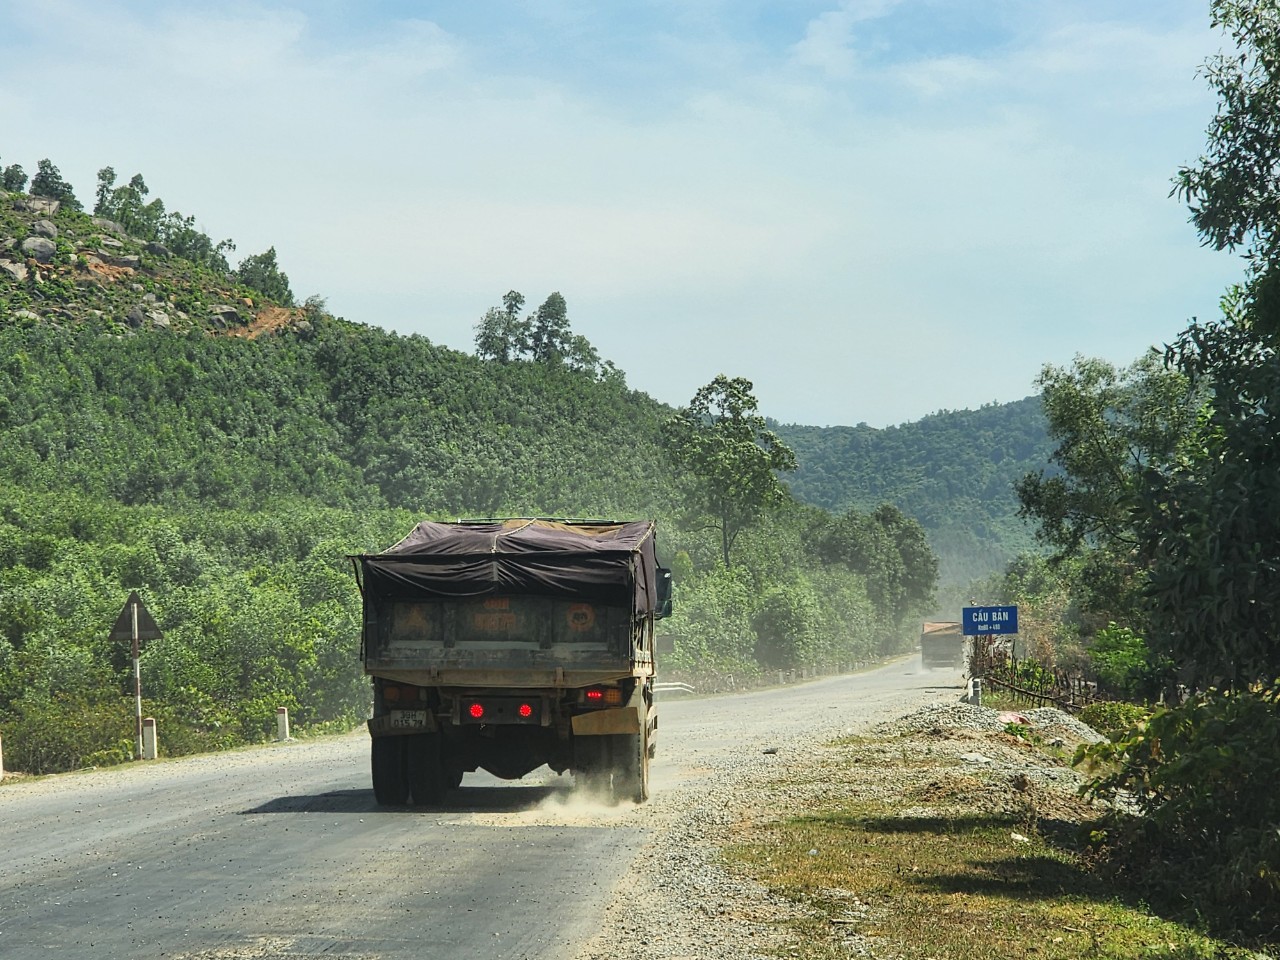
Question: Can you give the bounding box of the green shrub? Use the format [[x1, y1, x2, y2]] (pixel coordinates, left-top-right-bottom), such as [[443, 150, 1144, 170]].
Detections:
[[1079, 682, 1280, 939], [145, 696, 243, 758], [1, 695, 133, 774], [82, 740, 135, 767], [1077, 700, 1150, 740]]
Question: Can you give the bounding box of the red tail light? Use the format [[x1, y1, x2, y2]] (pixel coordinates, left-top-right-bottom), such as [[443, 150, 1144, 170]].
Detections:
[[461, 697, 539, 723], [585, 689, 604, 701]]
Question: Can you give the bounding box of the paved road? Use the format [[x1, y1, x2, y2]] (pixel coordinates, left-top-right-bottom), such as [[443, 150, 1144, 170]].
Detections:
[[0, 657, 961, 959]]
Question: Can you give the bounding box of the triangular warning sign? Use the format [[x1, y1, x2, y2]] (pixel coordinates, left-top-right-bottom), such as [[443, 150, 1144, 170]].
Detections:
[[109, 591, 163, 642]]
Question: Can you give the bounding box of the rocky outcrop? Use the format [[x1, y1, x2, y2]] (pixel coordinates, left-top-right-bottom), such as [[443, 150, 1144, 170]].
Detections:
[[13, 197, 60, 215], [21, 237, 57, 262], [90, 217, 125, 235], [2, 187, 313, 339], [209, 305, 240, 327], [99, 252, 141, 269]]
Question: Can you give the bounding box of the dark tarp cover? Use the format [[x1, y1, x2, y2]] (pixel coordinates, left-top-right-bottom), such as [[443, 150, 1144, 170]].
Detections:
[[356, 519, 660, 617]]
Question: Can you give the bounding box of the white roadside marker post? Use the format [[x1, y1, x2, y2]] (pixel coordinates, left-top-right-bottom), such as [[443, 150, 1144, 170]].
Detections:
[[142, 717, 158, 760]]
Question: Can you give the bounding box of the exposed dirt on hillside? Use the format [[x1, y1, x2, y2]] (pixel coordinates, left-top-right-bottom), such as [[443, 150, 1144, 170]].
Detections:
[[232, 305, 302, 339]]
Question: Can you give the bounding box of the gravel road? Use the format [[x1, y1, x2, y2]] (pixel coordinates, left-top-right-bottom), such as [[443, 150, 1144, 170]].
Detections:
[[572, 656, 970, 960], [1, 656, 988, 959]]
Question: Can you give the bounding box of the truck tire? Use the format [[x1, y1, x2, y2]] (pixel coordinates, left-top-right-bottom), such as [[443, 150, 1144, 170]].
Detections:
[[407, 732, 445, 806], [613, 728, 650, 804], [371, 736, 409, 806]]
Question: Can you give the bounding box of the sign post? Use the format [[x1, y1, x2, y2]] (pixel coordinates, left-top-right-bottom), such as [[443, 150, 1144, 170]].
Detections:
[[109, 592, 163, 759]]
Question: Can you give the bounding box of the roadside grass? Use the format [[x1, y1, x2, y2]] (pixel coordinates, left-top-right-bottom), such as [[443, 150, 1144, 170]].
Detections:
[[722, 727, 1269, 960]]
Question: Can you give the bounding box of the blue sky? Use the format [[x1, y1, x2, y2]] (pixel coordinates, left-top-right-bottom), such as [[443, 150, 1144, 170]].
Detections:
[[0, 1, 1243, 427]]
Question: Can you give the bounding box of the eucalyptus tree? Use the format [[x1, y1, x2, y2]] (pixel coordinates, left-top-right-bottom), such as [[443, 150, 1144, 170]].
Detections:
[[236, 247, 294, 305], [528, 292, 570, 363], [474, 290, 529, 363], [29, 158, 81, 210], [663, 375, 797, 569]]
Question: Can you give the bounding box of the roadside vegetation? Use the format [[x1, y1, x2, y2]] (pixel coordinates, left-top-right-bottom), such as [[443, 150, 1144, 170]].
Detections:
[[0, 173, 940, 775]]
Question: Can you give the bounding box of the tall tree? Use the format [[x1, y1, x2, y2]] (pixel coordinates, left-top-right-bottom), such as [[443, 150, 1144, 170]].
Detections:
[[95, 170, 166, 239], [1141, 0, 1280, 690], [1016, 354, 1199, 561], [528, 292, 571, 364], [474, 290, 529, 362], [94, 166, 117, 214], [816, 504, 937, 646], [663, 375, 797, 568], [236, 247, 294, 305], [29, 159, 81, 210], [1, 164, 25, 193]]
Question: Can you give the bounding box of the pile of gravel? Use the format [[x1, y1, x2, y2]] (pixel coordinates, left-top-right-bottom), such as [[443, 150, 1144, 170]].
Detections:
[[1019, 706, 1108, 745], [874, 700, 1105, 745]]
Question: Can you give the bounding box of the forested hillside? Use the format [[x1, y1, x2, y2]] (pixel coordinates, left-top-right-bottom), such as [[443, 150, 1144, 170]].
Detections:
[[776, 396, 1051, 585], [0, 159, 1027, 774]]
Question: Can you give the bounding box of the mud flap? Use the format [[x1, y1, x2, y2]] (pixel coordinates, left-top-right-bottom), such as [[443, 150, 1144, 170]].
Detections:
[[570, 706, 640, 736]]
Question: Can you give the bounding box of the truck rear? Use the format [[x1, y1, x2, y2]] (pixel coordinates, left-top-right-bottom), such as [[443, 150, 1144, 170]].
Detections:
[[920, 620, 967, 670], [351, 518, 671, 806]]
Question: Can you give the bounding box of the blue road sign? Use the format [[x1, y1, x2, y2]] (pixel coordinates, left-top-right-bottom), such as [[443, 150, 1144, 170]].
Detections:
[[961, 605, 1019, 636]]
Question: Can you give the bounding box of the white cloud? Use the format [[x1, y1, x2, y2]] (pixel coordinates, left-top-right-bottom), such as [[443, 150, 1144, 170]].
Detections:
[[0, 1, 1242, 427], [789, 0, 902, 80]]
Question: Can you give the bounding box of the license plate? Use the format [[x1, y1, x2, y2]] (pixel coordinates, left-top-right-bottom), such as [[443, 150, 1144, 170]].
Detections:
[[390, 710, 428, 727]]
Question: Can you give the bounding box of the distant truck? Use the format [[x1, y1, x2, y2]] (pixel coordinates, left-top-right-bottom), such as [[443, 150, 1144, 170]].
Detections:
[[920, 621, 967, 670], [351, 518, 672, 806]]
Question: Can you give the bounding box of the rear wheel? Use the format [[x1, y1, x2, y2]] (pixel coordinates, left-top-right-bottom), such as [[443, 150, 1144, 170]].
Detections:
[[371, 736, 409, 806], [613, 728, 650, 804], [407, 732, 445, 806]]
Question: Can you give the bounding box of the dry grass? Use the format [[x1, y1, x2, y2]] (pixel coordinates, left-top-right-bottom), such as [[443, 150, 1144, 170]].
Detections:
[[722, 724, 1265, 960]]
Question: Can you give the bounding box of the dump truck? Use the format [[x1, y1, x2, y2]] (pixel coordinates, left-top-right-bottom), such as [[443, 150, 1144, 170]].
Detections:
[[351, 518, 672, 806], [920, 620, 967, 670]]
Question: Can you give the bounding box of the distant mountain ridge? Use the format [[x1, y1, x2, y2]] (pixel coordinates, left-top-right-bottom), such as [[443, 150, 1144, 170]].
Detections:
[[775, 396, 1051, 584]]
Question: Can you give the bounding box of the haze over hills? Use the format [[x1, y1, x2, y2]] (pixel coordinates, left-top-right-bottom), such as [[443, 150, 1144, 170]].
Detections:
[[775, 397, 1051, 586], [0, 168, 1046, 585]]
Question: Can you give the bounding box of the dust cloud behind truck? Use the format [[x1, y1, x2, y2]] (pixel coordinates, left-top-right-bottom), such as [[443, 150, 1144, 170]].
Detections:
[[350, 518, 672, 806]]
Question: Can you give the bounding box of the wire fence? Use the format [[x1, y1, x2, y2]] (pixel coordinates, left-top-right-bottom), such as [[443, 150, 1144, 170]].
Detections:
[[968, 636, 1109, 714]]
